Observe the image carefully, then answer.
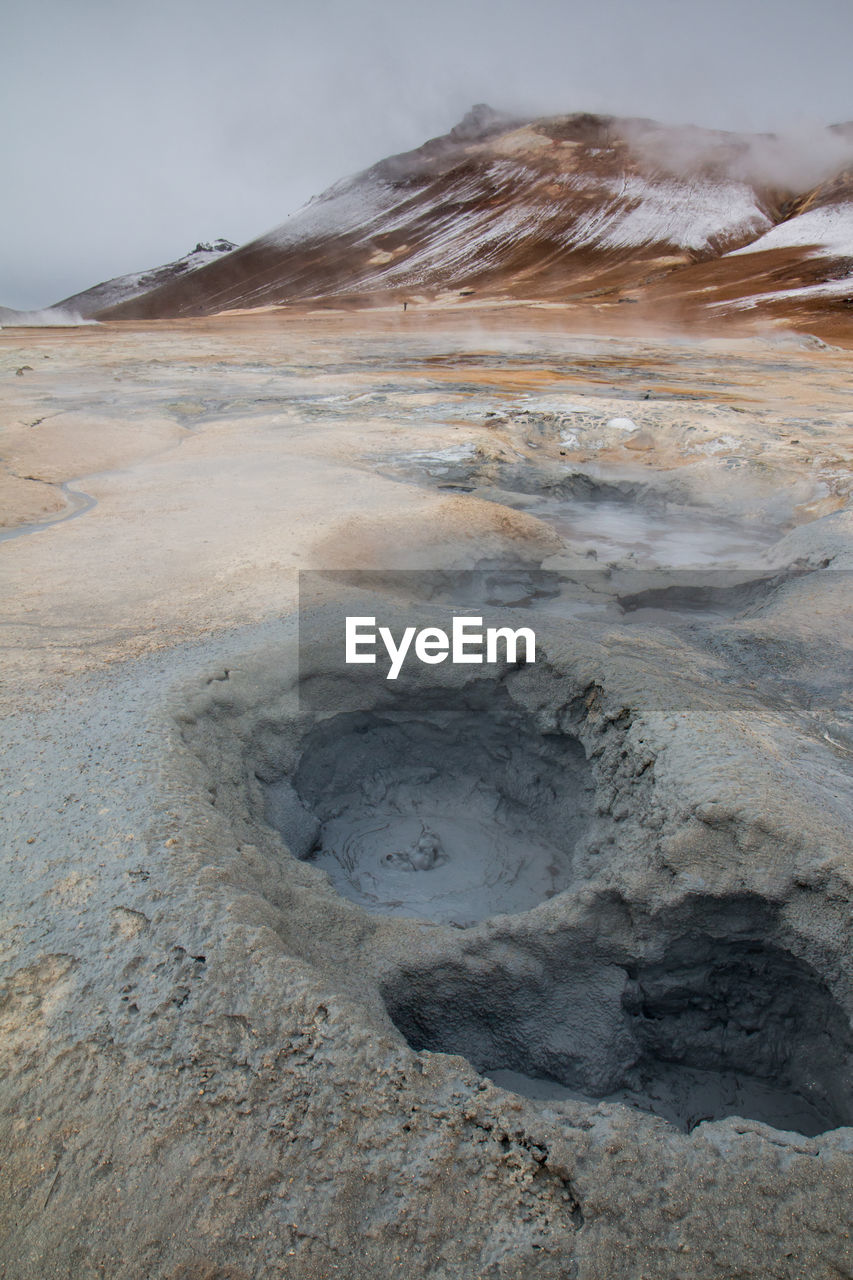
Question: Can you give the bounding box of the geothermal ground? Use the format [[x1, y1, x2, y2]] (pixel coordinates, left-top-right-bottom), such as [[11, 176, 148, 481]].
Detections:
[[1, 304, 852, 1279]]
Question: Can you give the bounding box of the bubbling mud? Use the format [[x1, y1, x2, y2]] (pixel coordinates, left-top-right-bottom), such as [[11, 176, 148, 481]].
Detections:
[[265, 693, 594, 927]]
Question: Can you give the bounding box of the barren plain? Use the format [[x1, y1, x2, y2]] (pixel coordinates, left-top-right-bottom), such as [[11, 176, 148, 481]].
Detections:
[[1, 304, 852, 1279]]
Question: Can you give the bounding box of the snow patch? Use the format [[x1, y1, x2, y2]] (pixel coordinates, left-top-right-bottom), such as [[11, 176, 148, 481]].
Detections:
[[728, 203, 853, 259], [712, 274, 853, 309], [261, 176, 408, 249], [553, 173, 771, 254]]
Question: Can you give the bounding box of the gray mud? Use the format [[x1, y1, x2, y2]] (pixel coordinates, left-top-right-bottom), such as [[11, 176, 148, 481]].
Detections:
[[4, 591, 853, 1279], [268, 692, 592, 925], [3, 327, 853, 1280], [181, 597, 853, 1149], [388, 926, 851, 1137], [382, 431, 795, 570]]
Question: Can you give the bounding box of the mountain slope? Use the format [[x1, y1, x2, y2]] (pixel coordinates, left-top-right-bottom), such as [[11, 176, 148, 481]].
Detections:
[[52, 239, 236, 318], [98, 108, 853, 328]]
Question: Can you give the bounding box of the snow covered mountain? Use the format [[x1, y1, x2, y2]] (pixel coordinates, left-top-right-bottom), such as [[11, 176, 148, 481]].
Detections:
[[96, 108, 853, 331], [51, 240, 237, 318]]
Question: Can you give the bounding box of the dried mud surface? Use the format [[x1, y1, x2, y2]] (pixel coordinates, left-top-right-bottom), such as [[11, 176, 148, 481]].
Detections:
[[1, 305, 852, 1280]]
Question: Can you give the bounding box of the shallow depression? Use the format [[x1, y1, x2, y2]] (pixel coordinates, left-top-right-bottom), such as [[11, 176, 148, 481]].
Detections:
[[264, 690, 594, 926], [388, 447, 783, 569]]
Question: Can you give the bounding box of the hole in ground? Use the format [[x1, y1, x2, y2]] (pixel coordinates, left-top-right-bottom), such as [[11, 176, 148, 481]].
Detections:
[[382, 922, 853, 1135], [264, 687, 593, 927]]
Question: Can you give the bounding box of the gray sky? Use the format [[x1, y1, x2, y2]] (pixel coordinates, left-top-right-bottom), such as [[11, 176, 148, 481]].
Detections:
[[3, 0, 851, 309]]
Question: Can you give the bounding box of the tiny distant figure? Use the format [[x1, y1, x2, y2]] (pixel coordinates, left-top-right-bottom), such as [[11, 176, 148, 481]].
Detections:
[[402, 301, 408, 312]]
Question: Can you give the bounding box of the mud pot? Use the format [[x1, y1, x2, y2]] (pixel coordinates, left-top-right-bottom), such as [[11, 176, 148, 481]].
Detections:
[[383, 437, 789, 571], [180, 623, 853, 1142], [265, 688, 593, 926], [383, 908, 853, 1137]]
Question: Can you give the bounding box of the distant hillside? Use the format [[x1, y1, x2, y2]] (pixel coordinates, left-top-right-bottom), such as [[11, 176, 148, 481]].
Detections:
[[95, 108, 853, 333], [52, 240, 236, 318]]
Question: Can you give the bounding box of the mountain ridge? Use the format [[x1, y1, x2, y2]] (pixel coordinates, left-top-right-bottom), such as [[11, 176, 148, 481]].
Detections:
[[85, 108, 853, 334], [52, 239, 237, 318]]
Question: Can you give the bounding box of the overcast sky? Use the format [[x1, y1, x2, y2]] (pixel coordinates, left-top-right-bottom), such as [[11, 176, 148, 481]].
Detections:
[[2, 0, 851, 309]]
